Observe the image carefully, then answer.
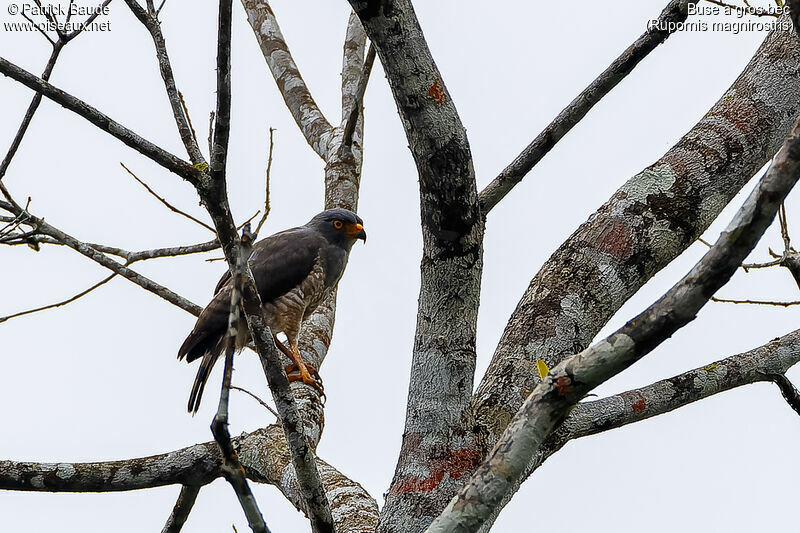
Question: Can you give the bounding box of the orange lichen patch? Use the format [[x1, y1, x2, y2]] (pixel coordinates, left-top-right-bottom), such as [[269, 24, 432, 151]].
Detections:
[[448, 448, 482, 480], [632, 397, 647, 413], [554, 375, 574, 397], [594, 218, 633, 261], [393, 470, 445, 494], [429, 80, 446, 104], [391, 447, 482, 494]]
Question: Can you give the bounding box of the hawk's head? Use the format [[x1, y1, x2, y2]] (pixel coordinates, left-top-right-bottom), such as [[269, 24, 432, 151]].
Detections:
[[308, 208, 367, 249]]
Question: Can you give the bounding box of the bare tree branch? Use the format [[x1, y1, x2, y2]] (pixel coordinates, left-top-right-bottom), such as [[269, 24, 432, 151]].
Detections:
[[710, 296, 800, 306], [120, 162, 214, 232], [0, 442, 221, 492], [241, 0, 334, 159], [231, 386, 279, 419], [430, 99, 800, 533], [161, 485, 201, 533], [254, 127, 274, 235], [1, 234, 220, 262], [0, 42, 63, 180], [478, 0, 700, 213], [349, 0, 484, 528], [340, 43, 375, 158], [0, 57, 200, 184], [124, 0, 207, 165]]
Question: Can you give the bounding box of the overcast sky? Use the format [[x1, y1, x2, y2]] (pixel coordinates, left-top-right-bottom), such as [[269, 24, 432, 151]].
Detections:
[[1, 1, 799, 531]]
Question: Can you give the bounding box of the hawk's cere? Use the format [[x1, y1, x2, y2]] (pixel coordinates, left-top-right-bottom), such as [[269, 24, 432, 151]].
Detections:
[[178, 208, 366, 413]]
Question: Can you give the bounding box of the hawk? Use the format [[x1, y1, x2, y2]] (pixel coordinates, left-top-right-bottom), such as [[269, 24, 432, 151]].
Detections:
[[178, 208, 366, 413]]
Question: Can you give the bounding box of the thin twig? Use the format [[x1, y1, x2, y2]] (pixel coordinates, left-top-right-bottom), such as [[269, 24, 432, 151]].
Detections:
[[230, 386, 279, 419], [65, 0, 76, 23], [255, 128, 274, 235], [20, 12, 56, 45], [742, 258, 783, 270], [339, 43, 375, 158], [161, 485, 201, 533], [0, 40, 63, 180], [120, 162, 214, 232], [33, 0, 62, 37], [208, 111, 215, 161], [0, 272, 117, 324], [710, 296, 800, 307], [0, 235, 220, 324], [179, 91, 201, 157], [1, 234, 219, 262], [64, 0, 113, 41], [238, 211, 260, 232], [779, 203, 792, 251]]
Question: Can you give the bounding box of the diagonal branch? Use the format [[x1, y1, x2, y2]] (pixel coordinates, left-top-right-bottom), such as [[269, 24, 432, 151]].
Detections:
[[121, 162, 214, 231], [478, 0, 699, 213], [241, 0, 333, 159], [161, 485, 201, 533], [124, 0, 207, 165], [0, 57, 200, 184], [339, 43, 375, 158], [0, 41, 64, 181], [429, 100, 800, 533]]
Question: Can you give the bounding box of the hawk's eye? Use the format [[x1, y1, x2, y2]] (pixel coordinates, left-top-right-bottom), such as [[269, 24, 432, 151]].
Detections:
[[333, 220, 343, 229]]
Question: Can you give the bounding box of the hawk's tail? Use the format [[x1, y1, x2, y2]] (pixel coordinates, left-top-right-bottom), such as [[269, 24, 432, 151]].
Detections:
[[187, 338, 224, 414]]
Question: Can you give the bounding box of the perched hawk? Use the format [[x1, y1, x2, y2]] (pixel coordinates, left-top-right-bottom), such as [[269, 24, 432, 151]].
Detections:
[[178, 208, 366, 413]]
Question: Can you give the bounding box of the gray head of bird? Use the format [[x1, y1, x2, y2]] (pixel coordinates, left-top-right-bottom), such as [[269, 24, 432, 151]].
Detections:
[[307, 208, 367, 249]]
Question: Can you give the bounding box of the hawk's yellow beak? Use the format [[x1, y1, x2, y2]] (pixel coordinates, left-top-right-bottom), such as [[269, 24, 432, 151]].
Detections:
[[347, 222, 367, 242]]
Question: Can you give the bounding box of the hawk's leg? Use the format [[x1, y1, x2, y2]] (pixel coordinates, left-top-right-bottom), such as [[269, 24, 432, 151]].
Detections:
[[273, 337, 324, 396]]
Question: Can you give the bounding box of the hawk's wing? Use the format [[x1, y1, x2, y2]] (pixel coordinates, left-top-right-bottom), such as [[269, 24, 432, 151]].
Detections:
[[178, 227, 323, 363]]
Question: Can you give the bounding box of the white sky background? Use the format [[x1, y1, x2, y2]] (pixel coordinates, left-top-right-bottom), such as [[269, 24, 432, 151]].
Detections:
[[1, 0, 799, 531]]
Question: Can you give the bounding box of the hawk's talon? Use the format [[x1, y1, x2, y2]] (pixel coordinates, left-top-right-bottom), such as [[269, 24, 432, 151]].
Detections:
[[285, 362, 326, 399]]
